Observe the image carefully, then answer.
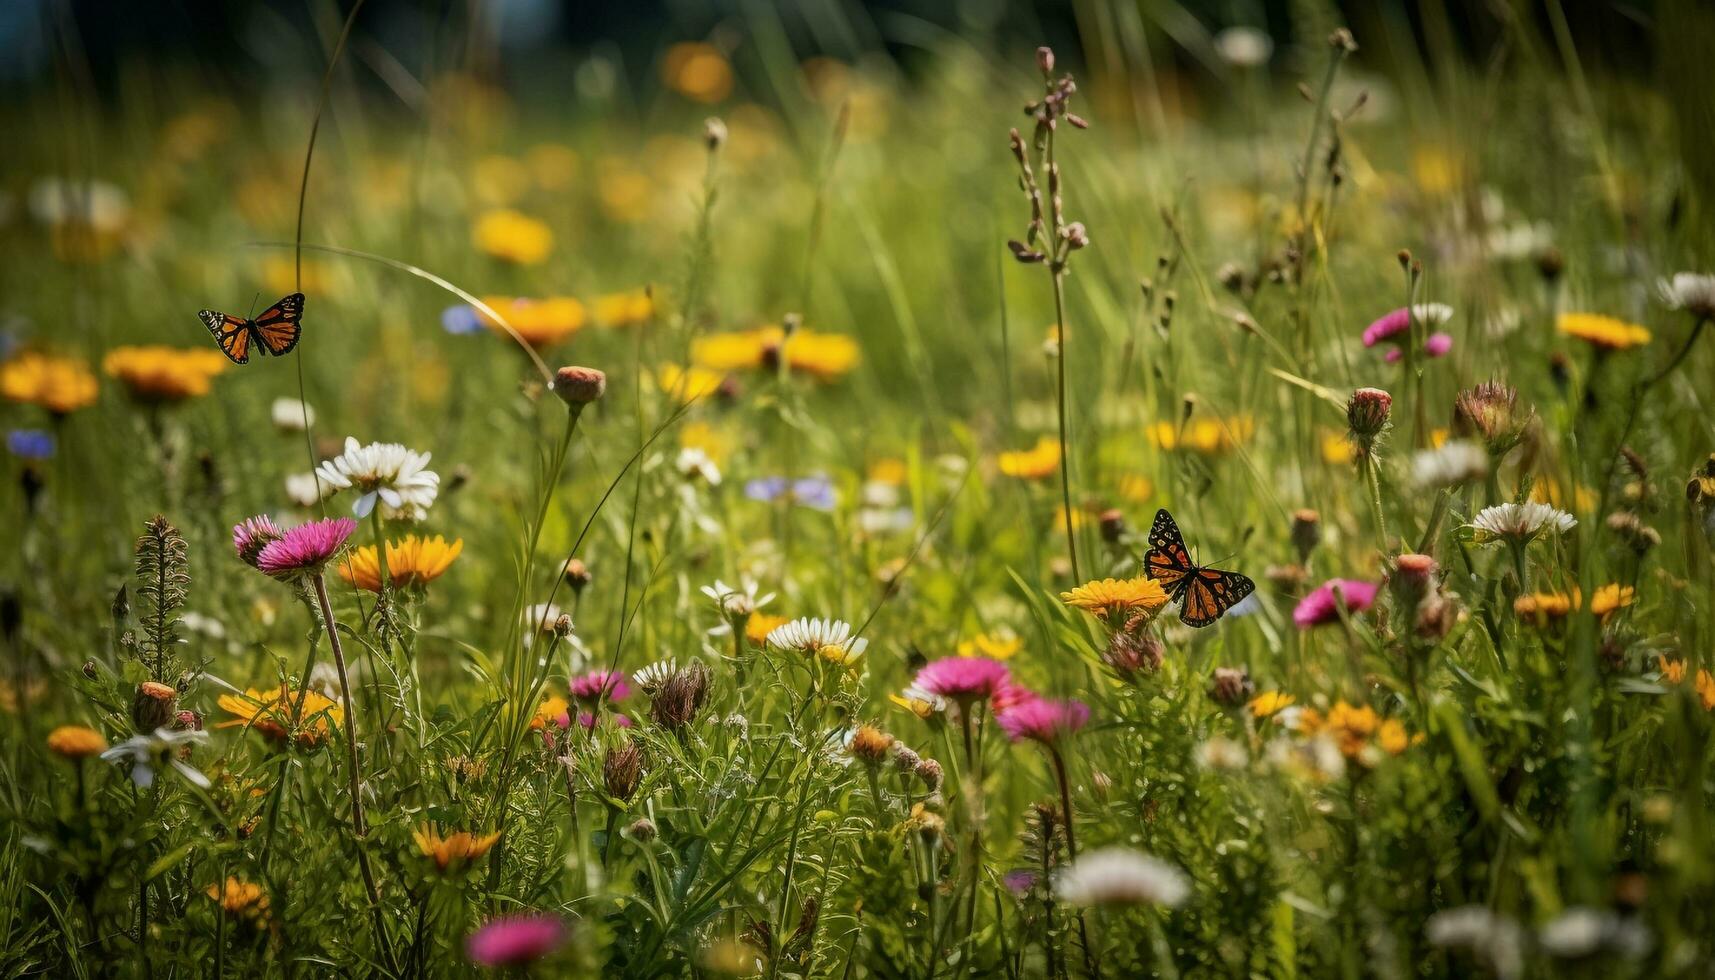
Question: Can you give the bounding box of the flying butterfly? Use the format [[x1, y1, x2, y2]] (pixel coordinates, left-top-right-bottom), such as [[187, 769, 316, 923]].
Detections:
[[199, 293, 304, 364], [1144, 508, 1255, 628]]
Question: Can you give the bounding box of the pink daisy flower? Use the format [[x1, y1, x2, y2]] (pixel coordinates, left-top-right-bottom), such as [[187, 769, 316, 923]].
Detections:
[[465, 912, 568, 967], [913, 657, 1011, 702], [232, 515, 285, 567], [990, 678, 1040, 715], [1292, 578, 1379, 629], [996, 697, 1090, 744], [574, 711, 633, 730], [252, 517, 357, 580], [570, 670, 631, 704]]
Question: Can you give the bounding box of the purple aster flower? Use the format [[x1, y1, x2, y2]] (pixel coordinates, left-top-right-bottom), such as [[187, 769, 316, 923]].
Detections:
[[1004, 869, 1040, 896], [996, 697, 1090, 744], [466, 912, 568, 967], [6, 429, 54, 459], [744, 475, 837, 511], [252, 517, 357, 580], [1292, 578, 1379, 629]]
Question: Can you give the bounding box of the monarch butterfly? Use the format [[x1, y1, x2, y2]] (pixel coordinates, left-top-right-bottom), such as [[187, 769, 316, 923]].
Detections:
[[1144, 508, 1255, 628], [199, 293, 304, 364]]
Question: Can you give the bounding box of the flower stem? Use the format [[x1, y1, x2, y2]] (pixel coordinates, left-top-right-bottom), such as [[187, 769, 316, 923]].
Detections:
[[1049, 744, 1098, 979], [1362, 455, 1389, 554], [1051, 269, 1080, 584], [310, 571, 391, 966]]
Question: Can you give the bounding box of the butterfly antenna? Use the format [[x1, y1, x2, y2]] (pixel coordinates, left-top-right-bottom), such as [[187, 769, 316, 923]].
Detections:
[[247, 293, 261, 318]]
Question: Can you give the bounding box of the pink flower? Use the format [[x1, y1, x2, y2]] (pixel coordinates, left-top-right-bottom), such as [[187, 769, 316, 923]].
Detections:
[[574, 711, 633, 730], [465, 912, 568, 967], [996, 697, 1090, 744], [990, 678, 1040, 715], [1362, 308, 1414, 347], [1382, 331, 1454, 363], [1364, 304, 1455, 361], [232, 515, 284, 567], [913, 657, 1011, 702], [252, 517, 357, 580], [570, 670, 631, 704], [1292, 578, 1379, 628]]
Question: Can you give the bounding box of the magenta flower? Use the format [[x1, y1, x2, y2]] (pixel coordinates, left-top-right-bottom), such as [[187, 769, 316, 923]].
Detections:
[[1004, 869, 1040, 896], [575, 711, 633, 730], [990, 678, 1040, 715], [1292, 578, 1379, 629], [570, 670, 631, 704], [913, 657, 1011, 702], [1363, 304, 1455, 362], [232, 515, 285, 567], [466, 912, 568, 967], [251, 517, 357, 580], [996, 697, 1090, 744]]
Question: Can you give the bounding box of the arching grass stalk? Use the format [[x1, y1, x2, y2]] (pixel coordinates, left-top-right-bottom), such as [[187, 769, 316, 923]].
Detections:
[[1046, 743, 1098, 979]]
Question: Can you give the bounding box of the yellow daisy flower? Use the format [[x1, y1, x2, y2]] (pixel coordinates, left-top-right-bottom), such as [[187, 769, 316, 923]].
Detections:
[[473, 209, 553, 265], [480, 296, 585, 348], [1246, 691, 1295, 719], [1, 352, 99, 414], [595, 289, 655, 327], [657, 363, 726, 404], [745, 612, 790, 647], [337, 535, 464, 593], [413, 825, 502, 871], [1149, 416, 1255, 455], [957, 630, 1022, 660], [217, 686, 342, 748], [103, 346, 228, 402], [1060, 577, 1169, 623], [662, 42, 733, 103], [1558, 312, 1651, 351], [46, 724, 108, 759]]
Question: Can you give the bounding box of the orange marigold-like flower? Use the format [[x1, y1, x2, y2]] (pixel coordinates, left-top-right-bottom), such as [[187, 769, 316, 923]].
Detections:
[[217, 686, 342, 748], [479, 295, 584, 347], [207, 877, 270, 924], [47, 724, 108, 758], [1149, 416, 1255, 455], [1660, 659, 1715, 711], [413, 825, 502, 870], [337, 535, 463, 593], [1557, 312, 1650, 351], [473, 210, 553, 265], [1247, 691, 1295, 719], [1, 352, 99, 414], [1060, 577, 1169, 623], [595, 289, 654, 327], [103, 346, 230, 401]]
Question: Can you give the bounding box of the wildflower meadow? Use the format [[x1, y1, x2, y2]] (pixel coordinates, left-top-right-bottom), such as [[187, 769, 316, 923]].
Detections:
[[5, 2, 1715, 976]]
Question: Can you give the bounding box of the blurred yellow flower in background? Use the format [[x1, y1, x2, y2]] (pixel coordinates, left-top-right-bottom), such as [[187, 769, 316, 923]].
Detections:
[[480, 296, 585, 348], [413, 825, 501, 870], [527, 143, 580, 190], [997, 437, 1060, 479], [1150, 416, 1254, 455], [1, 352, 99, 414], [1247, 692, 1295, 718], [1660, 659, 1715, 711], [662, 42, 733, 103], [474, 209, 553, 264], [1558, 312, 1650, 351], [657, 364, 726, 403], [598, 159, 655, 223], [47, 725, 108, 758], [103, 346, 228, 402], [207, 878, 270, 924], [262, 256, 330, 296], [595, 289, 655, 327], [957, 630, 1021, 660], [473, 155, 531, 206]]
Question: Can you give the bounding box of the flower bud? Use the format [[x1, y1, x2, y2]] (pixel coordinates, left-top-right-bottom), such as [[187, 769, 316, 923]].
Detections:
[[915, 757, 944, 793], [602, 740, 645, 802], [627, 817, 658, 843], [1290, 509, 1321, 562], [1102, 628, 1163, 681], [562, 558, 591, 594], [551, 365, 607, 407], [703, 117, 727, 151], [1036, 46, 1055, 74], [1209, 666, 1254, 706], [1346, 387, 1392, 450], [1098, 508, 1126, 543], [131, 681, 178, 733]]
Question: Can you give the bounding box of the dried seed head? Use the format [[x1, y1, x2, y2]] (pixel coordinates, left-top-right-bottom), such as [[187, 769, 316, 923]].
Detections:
[[628, 817, 658, 843], [848, 724, 895, 766], [915, 757, 944, 793], [562, 558, 591, 593], [1209, 666, 1254, 706], [131, 681, 178, 732], [1290, 509, 1321, 561], [649, 662, 713, 731], [1098, 508, 1126, 543], [1102, 628, 1163, 681], [603, 740, 645, 801]]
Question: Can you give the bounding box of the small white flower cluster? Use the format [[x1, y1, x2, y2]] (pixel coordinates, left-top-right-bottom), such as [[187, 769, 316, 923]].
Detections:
[[316, 436, 440, 521]]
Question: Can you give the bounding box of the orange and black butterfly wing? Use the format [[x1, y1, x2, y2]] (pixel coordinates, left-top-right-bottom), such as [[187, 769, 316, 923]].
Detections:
[[1178, 567, 1256, 628], [1144, 508, 1195, 601], [249, 293, 304, 357], [199, 310, 253, 364]]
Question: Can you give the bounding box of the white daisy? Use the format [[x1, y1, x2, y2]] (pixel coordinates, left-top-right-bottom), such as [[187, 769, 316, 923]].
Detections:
[[1469, 501, 1576, 544], [1411, 302, 1456, 326], [766, 617, 869, 663], [1054, 847, 1190, 908], [700, 578, 775, 635], [315, 436, 440, 521], [633, 658, 677, 694], [676, 447, 722, 485], [101, 728, 211, 789], [1658, 272, 1715, 319], [271, 397, 316, 432], [1411, 440, 1489, 489]]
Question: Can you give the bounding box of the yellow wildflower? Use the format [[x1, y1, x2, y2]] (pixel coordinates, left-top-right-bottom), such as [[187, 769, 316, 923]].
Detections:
[[595, 289, 655, 327], [532, 696, 568, 731], [1, 352, 99, 414], [1060, 577, 1169, 624], [997, 437, 1060, 480], [1116, 473, 1154, 503], [868, 457, 909, 486], [1321, 432, 1356, 465], [657, 364, 726, 404], [1558, 312, 1650, 351], [338, 535, 462, 593], [103, 346, 228, 402], [217, 686, 342, 748], [473, 209, 553, 265], [46, 725, 108, 759], [745, 612, 790, 647], [413, 825, 502, 870], [1246, 691, 1295, 719], [957, 630, 1021, 660], [691, 326, 860, 380], [1149, 416, 1255, 455], [207, 878, 270, 924], [1660, 659, 1715, 711], [526, 143, 580, 190]]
